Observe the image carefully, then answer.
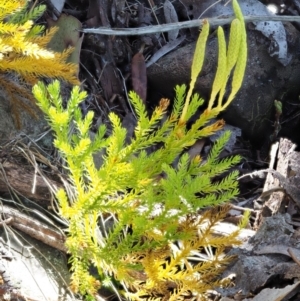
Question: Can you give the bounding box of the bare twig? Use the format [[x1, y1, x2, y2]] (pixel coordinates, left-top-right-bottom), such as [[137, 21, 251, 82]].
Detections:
[[0, 205, 66, 252], [82, 15, 300, 36]]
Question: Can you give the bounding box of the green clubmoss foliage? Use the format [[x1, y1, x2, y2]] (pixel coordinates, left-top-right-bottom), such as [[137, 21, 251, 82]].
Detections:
[[33, 0, 248, 299]]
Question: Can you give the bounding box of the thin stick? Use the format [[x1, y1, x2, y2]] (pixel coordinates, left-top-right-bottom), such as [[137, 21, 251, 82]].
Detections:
[[82, 15, 300, 36], [0, 205, 66, 252]]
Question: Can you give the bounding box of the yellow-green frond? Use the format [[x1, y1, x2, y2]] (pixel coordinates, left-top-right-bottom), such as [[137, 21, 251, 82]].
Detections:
[[208, 26, 227, 110], [9, 4, 46, 25], [219, 0, 247, 110], [31, 27, 59, 47], [180, 20, 210, 123], [224, 31, 247, 109], [0, 55, 79, 84], [232, 0, 245, 23], [0, 0, 25, 21], [191, 20, 210, 84], [0, 22, 21, 34], [226, 19, 242, 75]]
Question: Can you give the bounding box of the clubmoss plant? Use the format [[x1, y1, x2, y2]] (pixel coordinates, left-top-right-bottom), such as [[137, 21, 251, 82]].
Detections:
[[0, 0, 78, 84], [0, 0, 78, 127], [33, 0, 248, 299]]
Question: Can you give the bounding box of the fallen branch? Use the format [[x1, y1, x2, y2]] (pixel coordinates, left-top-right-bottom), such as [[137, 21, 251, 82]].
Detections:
[[82, 15, 300, 36], [0, 205, 67, 252], [0, 158, 63, 203]]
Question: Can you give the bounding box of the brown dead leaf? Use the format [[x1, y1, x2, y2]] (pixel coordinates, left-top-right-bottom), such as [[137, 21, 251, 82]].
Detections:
[[131, 52, 147, 103]]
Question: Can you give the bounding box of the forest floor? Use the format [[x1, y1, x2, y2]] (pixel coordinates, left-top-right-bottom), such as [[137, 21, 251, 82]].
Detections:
[[1, 0, 300, 300]]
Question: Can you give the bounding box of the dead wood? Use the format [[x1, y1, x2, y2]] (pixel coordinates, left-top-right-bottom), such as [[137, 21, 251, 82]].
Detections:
[[259, 138, 300, 223], [0, 157, 63, 204], [0, 205, 66, 252]]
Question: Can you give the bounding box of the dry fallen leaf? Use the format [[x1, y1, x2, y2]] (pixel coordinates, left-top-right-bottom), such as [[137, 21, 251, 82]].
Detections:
[[251, 281, 300, 301], [146, 35, 185, 68], [163, 0, 179, 41], [131, 52, 147, 103]]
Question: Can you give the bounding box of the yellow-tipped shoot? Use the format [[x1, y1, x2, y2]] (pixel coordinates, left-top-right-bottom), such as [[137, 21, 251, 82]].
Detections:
[[180, 19, 209, 123], [183, 0, 247, 115]]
